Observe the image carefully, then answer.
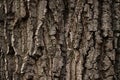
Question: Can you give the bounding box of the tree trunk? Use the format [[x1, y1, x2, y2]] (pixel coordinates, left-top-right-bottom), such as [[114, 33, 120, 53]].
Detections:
[[0, 0, 119, 80]]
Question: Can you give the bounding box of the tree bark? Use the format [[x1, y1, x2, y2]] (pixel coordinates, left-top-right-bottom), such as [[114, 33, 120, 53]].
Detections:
[[0, 0, 120, 80]]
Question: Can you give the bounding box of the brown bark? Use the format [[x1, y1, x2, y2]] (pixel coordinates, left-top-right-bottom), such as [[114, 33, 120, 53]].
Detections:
[[0, 0, 120, 80]]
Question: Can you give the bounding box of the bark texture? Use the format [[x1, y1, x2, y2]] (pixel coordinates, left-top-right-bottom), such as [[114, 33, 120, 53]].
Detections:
[[0, 0, 120, 80]]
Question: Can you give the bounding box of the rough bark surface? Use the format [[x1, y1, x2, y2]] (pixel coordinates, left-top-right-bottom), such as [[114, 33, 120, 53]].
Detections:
[[0, 0, 120, 80]]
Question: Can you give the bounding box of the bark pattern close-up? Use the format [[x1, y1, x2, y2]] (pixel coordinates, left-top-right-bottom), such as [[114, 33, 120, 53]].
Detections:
[[0, 0, 120, 80]]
